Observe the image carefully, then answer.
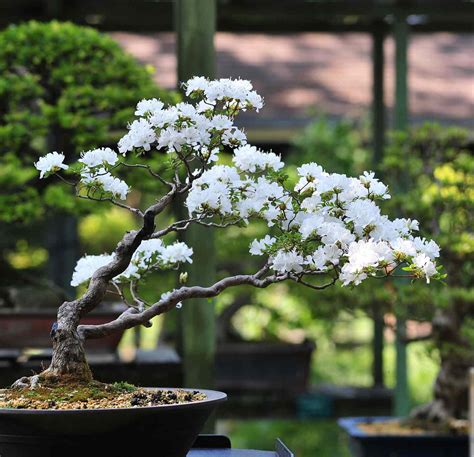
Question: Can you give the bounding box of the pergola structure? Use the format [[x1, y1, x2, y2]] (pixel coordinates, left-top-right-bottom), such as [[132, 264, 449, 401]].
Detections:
[[2, 0, 473, 417]]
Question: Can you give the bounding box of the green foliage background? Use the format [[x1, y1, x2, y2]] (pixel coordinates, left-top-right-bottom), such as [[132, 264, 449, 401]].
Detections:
[[0, 20, 177, 224]]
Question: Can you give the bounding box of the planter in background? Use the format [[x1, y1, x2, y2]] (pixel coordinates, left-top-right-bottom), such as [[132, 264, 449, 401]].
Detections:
[[0, 308, 125, 353], [216, 339, 315, 393], [338, 417, 468, 457], [0, 388, 226, 457]]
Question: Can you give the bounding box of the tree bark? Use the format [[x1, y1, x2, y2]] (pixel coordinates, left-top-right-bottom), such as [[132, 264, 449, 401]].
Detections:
[[47, 318, 92, 382], [411, 301, 473, 423]]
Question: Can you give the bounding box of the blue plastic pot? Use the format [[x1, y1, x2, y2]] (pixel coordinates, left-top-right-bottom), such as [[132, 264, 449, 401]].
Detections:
[[338, 417, 468, 457]]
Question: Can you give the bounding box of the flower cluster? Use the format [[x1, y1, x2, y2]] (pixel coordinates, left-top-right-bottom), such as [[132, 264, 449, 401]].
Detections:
[[117, 77, 262, 159], [35, 76, 443, 295], [185, 149, 441, 285], [71, 239, 193, 287]]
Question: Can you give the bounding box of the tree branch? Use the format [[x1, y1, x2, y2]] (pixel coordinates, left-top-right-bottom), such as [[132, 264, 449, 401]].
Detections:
[[58, 186, 178, 326], [78, 267, 285, 340], [119, 162, 173, 188], [76, 194, 144, 217]]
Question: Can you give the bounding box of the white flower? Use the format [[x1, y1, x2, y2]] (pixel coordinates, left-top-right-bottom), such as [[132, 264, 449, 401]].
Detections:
[[295, 163, 325, 192], [345, 199, 381, 235], [413, 237, 440, 259], [222, 127, 247, 146], [160, 242, 193, 265], [413, 253, 437, 283], [79, 148, 118, 168], [318, 222, 355, 247], [131, 239, 165, 271], [81, 168, 130, 200], [149, 107, 179, 128], [233, 145, 283, 173], [135, 98, 164, 116], [359, 171, 390, 199], [271, 249, 304, 274], [71, 254, 114, 287], [35, 152, 68, 178], [340, 240, 394, 286], [249, 235, 276, 256], [118, 118, 156, 154], [185, 76, 209, 95], [318, 173, 350, 195], [391, 238, 417, 258]]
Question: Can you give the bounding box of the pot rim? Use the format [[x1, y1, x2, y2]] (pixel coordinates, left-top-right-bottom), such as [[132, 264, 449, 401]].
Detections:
[[0, 387, 227, 414], [338, 416, 468, 441]]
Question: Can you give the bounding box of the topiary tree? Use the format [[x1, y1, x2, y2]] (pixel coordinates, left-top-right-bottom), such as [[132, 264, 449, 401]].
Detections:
[[10, 77, 442, 391], [0, 20, 177, 298], [381, 123, 473, 425]]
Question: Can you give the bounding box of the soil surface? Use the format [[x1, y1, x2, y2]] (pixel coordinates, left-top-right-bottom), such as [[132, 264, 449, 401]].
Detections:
[[359, 419, 469, 437], [0, 381, 206, 410]]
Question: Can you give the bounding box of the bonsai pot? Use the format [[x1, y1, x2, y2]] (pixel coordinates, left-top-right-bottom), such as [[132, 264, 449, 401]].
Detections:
[[338, 417, 468, 457], [216, 339, 315, 393], [0, 308, 124, 353], [0, 388, 226, 457]]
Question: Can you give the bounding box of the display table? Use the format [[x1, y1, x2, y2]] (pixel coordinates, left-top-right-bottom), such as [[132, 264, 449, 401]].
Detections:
[[188, 436, 294, 457], [188, 451, 276, 456]]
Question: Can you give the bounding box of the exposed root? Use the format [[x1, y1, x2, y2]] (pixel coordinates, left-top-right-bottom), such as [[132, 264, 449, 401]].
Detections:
[[409, 400, 468, 435], [410, 400, 451, 424], [10, 370, 86, 390]]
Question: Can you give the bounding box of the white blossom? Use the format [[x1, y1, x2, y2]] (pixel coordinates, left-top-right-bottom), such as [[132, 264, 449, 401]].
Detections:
[[81, 168, 130, 200], [79, 148, 118, 168], [413, 237, 440, 259], [160, 242, 193, 265], [233, 145, 284, 173], [35, 152, 68, 178], [33, 77, 441, 298], [135, 98, 164, 116], [249, 235, 276, 256], [271, 250, 304, 274], [413, 253, 437, 283], [118, 118, 156, 154], [71, 254, 114, 287]]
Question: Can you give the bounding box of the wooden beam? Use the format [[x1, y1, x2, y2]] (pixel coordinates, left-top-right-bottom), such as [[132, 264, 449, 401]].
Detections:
[[175, 0, 217, 392], [1, 1, 473, 33]]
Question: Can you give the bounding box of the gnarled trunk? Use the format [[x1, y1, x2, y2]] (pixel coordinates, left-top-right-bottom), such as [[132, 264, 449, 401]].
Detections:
[[47, 326, 92, 382]]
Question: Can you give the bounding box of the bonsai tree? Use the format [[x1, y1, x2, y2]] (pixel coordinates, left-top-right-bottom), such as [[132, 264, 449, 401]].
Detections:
[[381, 124, 473, 425], [12, 77, 443, 389]]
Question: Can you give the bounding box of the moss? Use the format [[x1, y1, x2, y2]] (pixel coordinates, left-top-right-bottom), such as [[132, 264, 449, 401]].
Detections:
[[0, 381, 205, 410], [111, 381, 138, 393]]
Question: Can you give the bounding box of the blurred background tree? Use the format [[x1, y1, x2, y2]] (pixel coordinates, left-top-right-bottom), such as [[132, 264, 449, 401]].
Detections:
[[382, 123, 473, 422], [0, 21, 177, 305]]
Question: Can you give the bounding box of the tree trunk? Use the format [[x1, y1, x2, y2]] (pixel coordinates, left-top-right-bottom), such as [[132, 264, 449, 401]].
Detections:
[[411, 302, 473, 423], [47, 326, 92, 382], [43, 301, 93, 383]]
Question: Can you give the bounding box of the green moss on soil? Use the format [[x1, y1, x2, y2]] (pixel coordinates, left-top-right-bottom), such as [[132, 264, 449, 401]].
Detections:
[[0, 380, 205, 410]]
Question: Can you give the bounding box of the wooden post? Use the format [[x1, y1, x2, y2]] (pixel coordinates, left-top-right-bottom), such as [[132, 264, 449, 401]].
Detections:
[[371, 21, 386, 387], [372, 21, 386, 167], [393, 13, 410, 417], [470, 368, 474, 457], [174, 0, 217, 391]]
